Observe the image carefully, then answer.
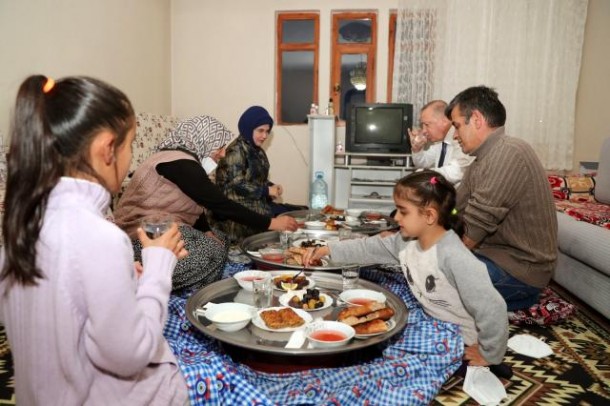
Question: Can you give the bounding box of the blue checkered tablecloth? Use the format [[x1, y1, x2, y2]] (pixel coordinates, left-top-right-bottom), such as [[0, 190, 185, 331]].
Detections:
[[164, 261, 464, 405]]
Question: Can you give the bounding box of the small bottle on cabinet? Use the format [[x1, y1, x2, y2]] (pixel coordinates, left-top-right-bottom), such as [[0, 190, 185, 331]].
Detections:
[[325, 98, 334, 116]]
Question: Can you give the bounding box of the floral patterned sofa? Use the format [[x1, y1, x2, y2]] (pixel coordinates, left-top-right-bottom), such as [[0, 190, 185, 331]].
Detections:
[[547, 137, 610, 319], [0, 113, 179, 245]]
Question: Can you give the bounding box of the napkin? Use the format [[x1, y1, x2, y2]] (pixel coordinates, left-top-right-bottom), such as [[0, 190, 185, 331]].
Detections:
[[285, 330, 306, 349], [463, 366, 507, 405], [507, 334, 553, 358]]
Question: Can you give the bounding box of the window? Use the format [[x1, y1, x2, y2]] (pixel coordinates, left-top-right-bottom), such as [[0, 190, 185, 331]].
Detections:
[[276, 13, 319, 125], [388, 11, 397, 102], [330, 12, 377, 121]]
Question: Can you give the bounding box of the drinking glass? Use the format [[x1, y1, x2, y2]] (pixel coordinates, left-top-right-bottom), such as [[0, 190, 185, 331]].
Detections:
[[338, 227, 352, 240], [141, 214, 174, 239], [252, 275, 273, 309], [342, 265, 360, 291], [279, 231, 291, 249]]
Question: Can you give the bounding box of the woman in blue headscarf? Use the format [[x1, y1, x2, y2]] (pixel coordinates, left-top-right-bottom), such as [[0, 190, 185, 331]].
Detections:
[[214, 106, 304, 242]]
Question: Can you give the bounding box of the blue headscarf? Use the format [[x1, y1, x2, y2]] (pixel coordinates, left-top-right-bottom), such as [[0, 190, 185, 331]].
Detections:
[[238, 106, 274, 146]]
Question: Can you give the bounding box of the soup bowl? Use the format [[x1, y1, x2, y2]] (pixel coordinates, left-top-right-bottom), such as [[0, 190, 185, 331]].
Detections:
[[197, 302, 256, 332], [306, 320, 355, 348], [339, 289, 387, 306], [233, 270, 270, 291]]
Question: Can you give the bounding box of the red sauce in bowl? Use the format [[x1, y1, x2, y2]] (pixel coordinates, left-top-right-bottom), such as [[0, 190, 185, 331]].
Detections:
[[348, 298, 375, 306], [309, 330, 347, 342], [240, 276, 265, 282], [261, 253, 285, 263]]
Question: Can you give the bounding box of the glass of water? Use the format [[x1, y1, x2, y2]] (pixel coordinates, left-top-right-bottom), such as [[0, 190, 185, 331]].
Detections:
[[252, 274, 273, 308], [279, 231, 291, 249], [342, 265, 360, 291], [141, 214, 174, 239]]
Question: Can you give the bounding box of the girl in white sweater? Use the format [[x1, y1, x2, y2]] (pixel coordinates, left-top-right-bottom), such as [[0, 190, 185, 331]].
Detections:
[[0, 75, 189, 405]]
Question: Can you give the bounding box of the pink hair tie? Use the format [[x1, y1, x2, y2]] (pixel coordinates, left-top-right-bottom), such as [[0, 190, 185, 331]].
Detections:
[[430, 176, 438, 185]]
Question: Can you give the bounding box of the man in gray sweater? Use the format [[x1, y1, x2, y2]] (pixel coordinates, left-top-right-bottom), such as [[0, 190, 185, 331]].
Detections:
[[445, 86, 558, 311]]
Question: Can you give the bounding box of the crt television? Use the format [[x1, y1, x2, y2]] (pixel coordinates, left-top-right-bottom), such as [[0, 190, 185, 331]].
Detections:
[[345, 103, 413, 154]]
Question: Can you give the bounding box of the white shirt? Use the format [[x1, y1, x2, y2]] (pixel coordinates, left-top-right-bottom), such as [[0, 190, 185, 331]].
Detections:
[[411, 129, 474, 185]]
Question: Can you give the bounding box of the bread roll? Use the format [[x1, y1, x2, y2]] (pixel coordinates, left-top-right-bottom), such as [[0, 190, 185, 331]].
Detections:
[[353, 319, 388, 334], [337, 301, 386, 320]]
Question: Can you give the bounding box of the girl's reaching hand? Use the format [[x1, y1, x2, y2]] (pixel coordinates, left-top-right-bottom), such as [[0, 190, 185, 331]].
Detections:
[[137, 223, 188, 260], [302, 246, 330, 268]]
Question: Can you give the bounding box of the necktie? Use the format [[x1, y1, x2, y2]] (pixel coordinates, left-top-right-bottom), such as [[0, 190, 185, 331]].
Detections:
[[438, 142, 448, 167]]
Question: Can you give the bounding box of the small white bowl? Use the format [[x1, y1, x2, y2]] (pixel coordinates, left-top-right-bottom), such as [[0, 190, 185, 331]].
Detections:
[[306, 320, 355, 348], [197, 302, 255, 332], [233, 270, 270, 291], [304, 221, 326, 230], [339, 289, 387, 306], [346, 209, 364, 217]]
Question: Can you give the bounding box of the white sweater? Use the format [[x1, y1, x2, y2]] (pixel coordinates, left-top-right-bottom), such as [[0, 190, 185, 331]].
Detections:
[[0, 178, 188, 405]]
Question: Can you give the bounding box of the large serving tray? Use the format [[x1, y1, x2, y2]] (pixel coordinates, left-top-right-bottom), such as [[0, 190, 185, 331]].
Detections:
[[280, 209, 399, 236], [186, 272, 409, 356], [241, 230, 352, 271]]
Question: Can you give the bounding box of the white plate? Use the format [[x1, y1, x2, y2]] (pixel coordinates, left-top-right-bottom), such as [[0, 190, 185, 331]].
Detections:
[[339, 289, 387, 305], [291, 238, 335, 248], [278, 290, 333, 312], [247, 250, 262, 257], [354, 318, 397, 339], [304, 221, 326, 230], [252, 306, 313, 332], [270, 271, 316, 291]]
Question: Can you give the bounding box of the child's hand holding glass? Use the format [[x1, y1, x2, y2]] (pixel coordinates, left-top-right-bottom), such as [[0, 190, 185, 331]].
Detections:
[[137, 221, 188, 260]]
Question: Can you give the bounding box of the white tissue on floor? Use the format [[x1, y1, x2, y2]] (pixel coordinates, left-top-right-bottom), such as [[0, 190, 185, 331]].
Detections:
[[463, 366, 507, 405], [507, 334, 553, 358]]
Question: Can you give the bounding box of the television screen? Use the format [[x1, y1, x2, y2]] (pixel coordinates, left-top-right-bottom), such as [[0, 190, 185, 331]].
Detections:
[[345, 103, 413, 154]]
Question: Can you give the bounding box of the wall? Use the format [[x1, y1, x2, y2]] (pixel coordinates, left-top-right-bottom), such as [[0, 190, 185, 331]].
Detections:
[[0, 0, 172, 140], [171, 0, 397, 205], [574, 0, 610, 167]]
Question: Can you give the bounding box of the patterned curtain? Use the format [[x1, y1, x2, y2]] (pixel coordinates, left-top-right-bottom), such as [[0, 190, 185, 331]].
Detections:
[[393, 0, 589, 170]]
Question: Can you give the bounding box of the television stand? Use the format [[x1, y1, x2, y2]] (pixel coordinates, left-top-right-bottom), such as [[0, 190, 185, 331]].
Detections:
[[333, 152, 414, 210]]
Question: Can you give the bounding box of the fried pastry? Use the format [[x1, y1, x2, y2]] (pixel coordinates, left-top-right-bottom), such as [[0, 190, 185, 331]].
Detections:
[[260, 307, 305, 329], [353, 319, 388, 335]]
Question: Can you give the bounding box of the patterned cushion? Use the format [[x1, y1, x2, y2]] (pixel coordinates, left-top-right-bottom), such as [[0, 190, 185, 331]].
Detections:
[[547, 174, 596, 202], [114, 112, 180, 208]]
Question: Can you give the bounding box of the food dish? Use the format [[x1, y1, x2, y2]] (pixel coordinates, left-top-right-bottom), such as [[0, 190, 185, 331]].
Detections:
[[196, 302, 256, 332], [233, 270, 270, 291], [304, 221, 326, 230], [306, 321, 355, 348], [339, 289, 387, 305], [270, 271, 316, 291], [279, 289, 333, 312], [252, 306, 313, 332], [354, 319, 397, 339], [291, 238, 334, 248]]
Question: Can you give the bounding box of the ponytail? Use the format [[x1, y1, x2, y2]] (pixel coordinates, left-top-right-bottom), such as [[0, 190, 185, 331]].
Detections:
[[2, 75, 62, 286]]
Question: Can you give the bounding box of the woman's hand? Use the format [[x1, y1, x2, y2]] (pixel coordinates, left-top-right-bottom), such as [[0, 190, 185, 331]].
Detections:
[[302, 246, 330, 267], [137, 222, 188, 260], [464, 344, 490, 367], [205, 230, 224, 246], [269, 216, 298, 232], [269, 184, 283, 199]]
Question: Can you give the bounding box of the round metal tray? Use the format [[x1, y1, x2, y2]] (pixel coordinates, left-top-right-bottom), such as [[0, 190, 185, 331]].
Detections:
[[185, 272, 409, 356], [280, 209, 399, 236], [241, 230, 368, 271]]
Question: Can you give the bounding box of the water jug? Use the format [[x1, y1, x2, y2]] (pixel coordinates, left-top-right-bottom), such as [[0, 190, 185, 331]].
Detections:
[[310, 171, 329, 210]]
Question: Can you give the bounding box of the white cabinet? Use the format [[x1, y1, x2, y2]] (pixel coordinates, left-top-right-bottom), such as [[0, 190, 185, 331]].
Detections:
[[334, 153, 414, 213]]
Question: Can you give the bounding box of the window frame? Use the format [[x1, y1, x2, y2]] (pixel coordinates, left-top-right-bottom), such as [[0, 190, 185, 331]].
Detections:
[[330, 11, 377, 122], [387, 11, 397, 102], [275, 12, 320, 125]]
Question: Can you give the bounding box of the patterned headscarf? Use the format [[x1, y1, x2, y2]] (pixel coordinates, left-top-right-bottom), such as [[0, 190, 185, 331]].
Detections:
[[157, 115, 234, 162], [238, 106, 274, 146]]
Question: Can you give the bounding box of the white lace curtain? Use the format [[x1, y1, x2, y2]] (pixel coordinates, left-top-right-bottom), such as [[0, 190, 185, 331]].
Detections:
[[393, 0, 589, 170]]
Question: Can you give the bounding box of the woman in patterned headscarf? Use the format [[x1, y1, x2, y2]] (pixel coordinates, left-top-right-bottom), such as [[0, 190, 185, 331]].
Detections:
[[214, 106, 306, 242], [114, 115, 297, 294]]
